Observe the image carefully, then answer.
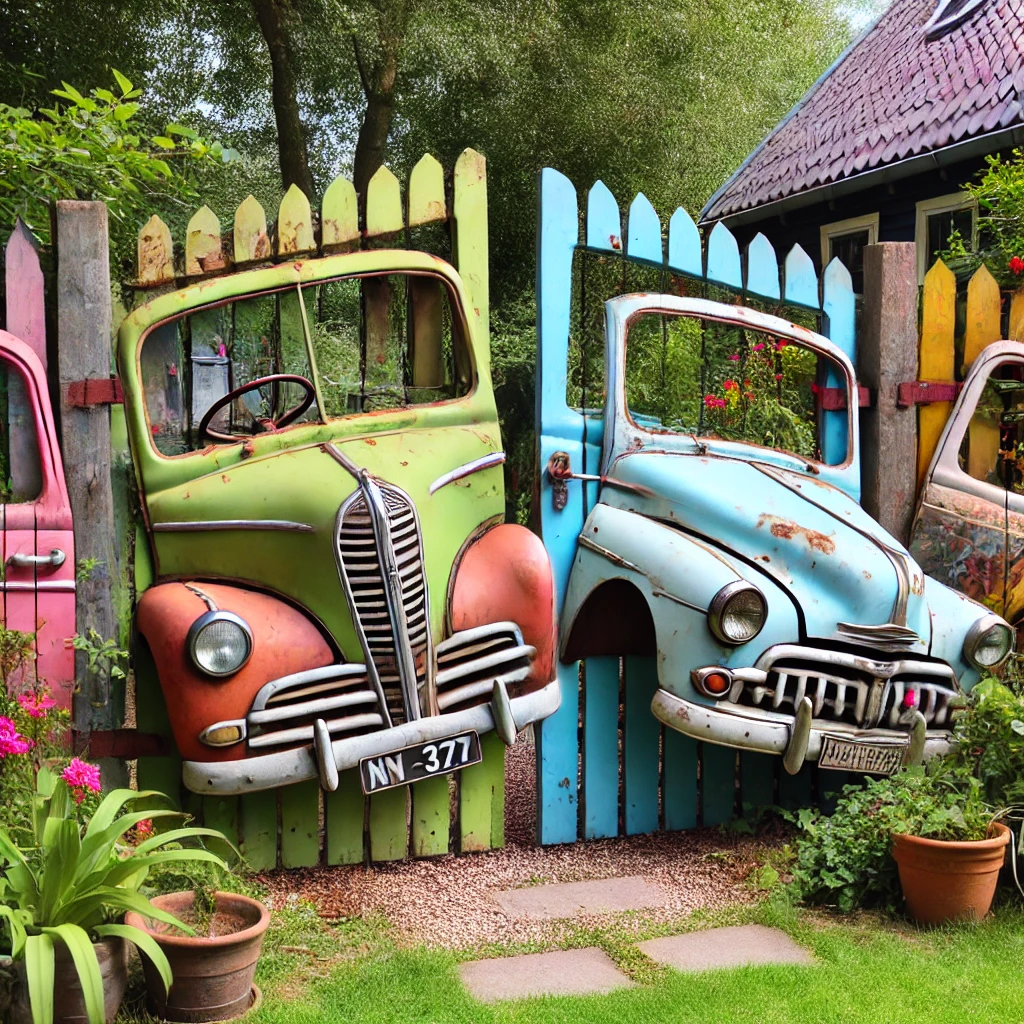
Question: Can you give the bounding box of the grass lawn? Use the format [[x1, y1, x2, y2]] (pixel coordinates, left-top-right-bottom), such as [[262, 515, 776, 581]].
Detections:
[[237, 896, 1024, 1024]]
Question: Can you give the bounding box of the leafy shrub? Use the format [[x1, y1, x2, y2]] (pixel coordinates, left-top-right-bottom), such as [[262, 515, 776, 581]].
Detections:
[[787, 764, 994, 913], [941, 147, 1024, 286]]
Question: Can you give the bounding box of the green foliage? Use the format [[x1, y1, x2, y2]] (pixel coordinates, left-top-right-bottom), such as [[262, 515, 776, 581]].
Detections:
[[945, 675, 1024, 809], [787, 764, 995, 913], [69, 630, 128, 682], [0, 69, 234, 246], [940, 147, 1024, 285], [0, 769, 230, 1024]]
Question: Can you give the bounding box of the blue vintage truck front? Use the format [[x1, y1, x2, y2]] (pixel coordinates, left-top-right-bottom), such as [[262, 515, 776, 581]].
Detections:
[[559, 295, 1013, 775]]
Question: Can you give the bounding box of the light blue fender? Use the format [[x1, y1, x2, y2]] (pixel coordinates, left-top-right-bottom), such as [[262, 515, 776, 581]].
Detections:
[[562, 502, 800, 704]]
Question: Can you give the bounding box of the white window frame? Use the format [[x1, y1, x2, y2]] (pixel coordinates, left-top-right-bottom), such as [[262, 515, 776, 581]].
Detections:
[[915, 192, 978, 284], [819, 213, 880, 278]]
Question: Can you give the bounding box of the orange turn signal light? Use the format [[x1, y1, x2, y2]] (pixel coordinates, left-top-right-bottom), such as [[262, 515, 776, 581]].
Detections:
[[693, 668, 733, 698]]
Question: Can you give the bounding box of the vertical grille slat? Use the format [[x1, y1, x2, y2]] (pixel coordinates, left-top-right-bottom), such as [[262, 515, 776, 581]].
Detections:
[[337, 485, 431, 725]]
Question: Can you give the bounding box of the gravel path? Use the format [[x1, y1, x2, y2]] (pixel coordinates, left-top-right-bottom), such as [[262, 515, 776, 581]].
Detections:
[[258, 739, 776, 950]]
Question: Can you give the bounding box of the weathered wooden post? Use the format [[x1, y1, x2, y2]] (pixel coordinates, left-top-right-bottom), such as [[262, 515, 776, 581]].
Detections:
[[859, 242, 919, 544], [55, 201, 123, 772]]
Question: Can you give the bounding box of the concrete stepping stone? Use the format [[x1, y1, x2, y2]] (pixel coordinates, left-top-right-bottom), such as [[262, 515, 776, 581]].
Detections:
[[637, 924, 814, 972], [460, 947, 634, 1003], [494, 875, 665, 919]]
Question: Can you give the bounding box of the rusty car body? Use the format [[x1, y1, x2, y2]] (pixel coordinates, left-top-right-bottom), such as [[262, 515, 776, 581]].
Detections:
[[118, 249, 558, 797]]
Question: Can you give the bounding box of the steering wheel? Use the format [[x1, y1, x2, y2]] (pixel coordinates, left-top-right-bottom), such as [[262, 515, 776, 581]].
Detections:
[[198, 374, 317, 444]]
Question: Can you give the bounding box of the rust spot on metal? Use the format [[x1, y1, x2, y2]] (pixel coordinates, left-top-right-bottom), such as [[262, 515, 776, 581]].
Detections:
[[911, 573, 925, 595], [675, 704, 690, 722], [863, 570, 872, 579], [757, 555, 770, 562], [757, 513, 836, 555], [364, 438, 377, 445]]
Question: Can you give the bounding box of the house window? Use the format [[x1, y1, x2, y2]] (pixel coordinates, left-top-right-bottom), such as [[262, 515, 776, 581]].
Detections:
[[820, 214, 879, 294], [916, 193, 977, 283]]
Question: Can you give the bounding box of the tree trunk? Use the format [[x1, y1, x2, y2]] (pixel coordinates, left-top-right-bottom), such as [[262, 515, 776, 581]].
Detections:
[[352, 69, 397, 198], [251, 0, 316, 198], [351, 3, 409, 203]]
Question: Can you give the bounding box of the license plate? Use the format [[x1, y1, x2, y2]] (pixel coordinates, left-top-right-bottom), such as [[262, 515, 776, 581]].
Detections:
[[359, 731, 482, 794], [819, 735, 905, 775]]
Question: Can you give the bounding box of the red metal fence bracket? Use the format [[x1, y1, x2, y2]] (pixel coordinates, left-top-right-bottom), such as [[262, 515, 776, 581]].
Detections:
[[817, 385, 872, 411], [896, 380, 964, 408], [65, 377, 124, 408], [74, 729, 171, 759]]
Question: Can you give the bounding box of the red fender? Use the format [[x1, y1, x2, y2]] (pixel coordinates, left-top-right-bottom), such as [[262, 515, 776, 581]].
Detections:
[[449, 524, 556, 692], [137, 582, 333, 762]]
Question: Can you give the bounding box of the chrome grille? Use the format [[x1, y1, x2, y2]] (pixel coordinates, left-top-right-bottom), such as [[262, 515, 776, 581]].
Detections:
[[336, 485, 429, 724], [729, 646, 959, 729], [435, 622, 535, 711], [247, 664, 384, 749]]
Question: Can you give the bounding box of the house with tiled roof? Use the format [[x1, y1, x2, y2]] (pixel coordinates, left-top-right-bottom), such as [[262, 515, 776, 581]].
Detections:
[[699, 0, 1024, 291]]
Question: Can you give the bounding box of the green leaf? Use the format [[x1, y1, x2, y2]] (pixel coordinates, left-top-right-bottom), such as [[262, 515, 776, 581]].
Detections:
[[24, 933, 54, 1024], [42, 925, 104, 1024], [0, 905, 27, 957], [56, 887, 194, 934], [150, 136, 176, 150], [111, 69, 133, 96], [112, 103, 139, 122], [133, 826, 232, 856], [84, 789, 163, 841], [102, 848, 227, 889], [165, 123, 198, 139], [95, 923, 172, 1000]]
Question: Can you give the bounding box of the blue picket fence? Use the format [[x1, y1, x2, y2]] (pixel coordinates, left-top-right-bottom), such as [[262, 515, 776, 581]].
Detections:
[[534, 168, 858, 845]]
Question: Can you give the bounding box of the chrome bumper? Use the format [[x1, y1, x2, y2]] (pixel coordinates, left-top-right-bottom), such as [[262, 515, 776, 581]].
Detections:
[[183, 676, 561, 796], [650, 687, 951, 772]]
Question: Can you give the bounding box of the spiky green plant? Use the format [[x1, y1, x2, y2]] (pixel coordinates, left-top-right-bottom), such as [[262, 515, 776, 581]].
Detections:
[[0, 768, 230, 1024]]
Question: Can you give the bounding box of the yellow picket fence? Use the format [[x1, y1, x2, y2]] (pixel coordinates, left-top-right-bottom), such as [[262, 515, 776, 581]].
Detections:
[[917, 259, 1024, 486]]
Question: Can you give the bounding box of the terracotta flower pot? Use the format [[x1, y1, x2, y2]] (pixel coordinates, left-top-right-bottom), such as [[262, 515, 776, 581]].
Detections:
[[892, 821, 1011, 926], [125, 891, 269, 1023], [8, 937, 127, 1024]]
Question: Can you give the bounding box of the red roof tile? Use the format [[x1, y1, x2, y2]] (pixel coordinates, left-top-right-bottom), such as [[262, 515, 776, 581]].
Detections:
[[701, 0, 1024, 223]]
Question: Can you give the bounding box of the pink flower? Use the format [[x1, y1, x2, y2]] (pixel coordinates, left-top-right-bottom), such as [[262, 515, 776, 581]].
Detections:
[[903, 689, 917, 709], [136, 818, 153, 838], [752, 342, 765, 352], [727, 353, 740, 362], [775, 340, 788, 351], [703, 394, 726, 409], [0, 716, 32, 756], [62, 757, 101, 801], [774, 373, 784, 382], [18, 689, 56, 719]]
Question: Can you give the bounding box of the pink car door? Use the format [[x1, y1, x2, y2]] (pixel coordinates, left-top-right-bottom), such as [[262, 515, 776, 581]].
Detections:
[[0, 329, 75, 709]]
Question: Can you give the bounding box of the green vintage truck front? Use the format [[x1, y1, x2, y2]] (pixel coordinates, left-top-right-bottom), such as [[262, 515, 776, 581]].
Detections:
[[118, 251, 559, 796]]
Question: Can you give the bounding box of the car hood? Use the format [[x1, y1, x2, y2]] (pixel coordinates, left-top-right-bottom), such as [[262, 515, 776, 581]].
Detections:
[[607, 451, 940, 650]]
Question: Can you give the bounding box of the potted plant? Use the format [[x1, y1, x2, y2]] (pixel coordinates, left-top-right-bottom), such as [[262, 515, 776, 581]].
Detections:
[[887, 769, 1009, 926], [0, 762, 228, 1024], [788, 761, 1006, 923], [126, 884, 269, 1023]]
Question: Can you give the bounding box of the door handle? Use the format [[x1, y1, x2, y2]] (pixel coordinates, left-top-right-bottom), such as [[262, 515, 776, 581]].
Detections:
[[6, 549, 66, 569], [545, 452, 655, 511]]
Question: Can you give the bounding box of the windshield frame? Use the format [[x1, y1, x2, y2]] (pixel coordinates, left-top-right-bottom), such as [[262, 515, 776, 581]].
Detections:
[[122, 251, 481, 465], [605, 294, 860, 489]]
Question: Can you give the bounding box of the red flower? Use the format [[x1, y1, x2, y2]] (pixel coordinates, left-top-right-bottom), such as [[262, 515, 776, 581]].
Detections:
[[723, 379, 738, 391], [727, 353, 740, 362], [902, 689, 917, 709], [744, 392, 755, 401], [752, 342, 765, 352], [1010, 256, 1024, 276], [775, 340, 788, 351], [774, 373, 784, 382], [703, 394, 726, 409]]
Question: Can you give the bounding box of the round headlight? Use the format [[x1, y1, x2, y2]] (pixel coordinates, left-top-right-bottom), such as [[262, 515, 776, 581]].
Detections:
[[963, 614, 1014, 670], [187, 611, 253, 678], [708, 581, 767, 645]]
